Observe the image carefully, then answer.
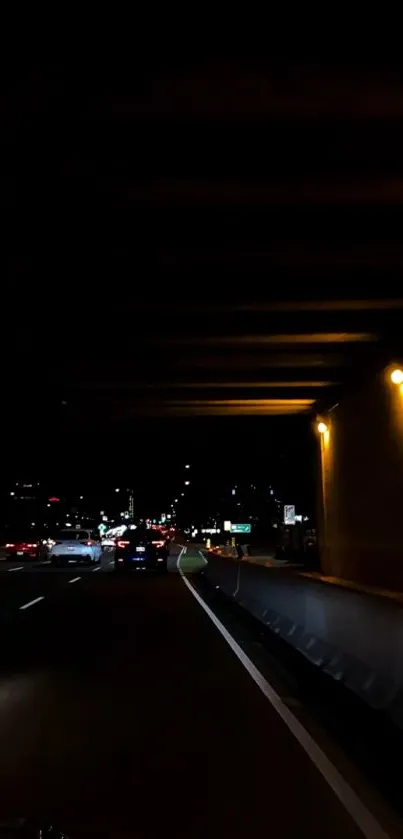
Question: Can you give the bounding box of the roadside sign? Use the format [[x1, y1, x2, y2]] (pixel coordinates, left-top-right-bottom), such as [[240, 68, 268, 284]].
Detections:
[[284, 505, 296, 525], [230, 523, 252, 534]]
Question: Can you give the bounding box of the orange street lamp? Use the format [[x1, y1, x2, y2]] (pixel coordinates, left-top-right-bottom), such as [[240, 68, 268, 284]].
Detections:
[[391, 369, 403, 385]]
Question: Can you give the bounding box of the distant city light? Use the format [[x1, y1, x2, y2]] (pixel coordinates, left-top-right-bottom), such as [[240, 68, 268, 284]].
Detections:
[[317, 422, 328, 434], [10, 492, 14, 496], [175, 498, 178, 503], [31, 522, 35, 526], [115, 488, 120, 492], [232, 489, 236, 495], [185, 464, 190, 469], [391, 368, 403, 385], [181, 492, 185, 496], [80, 495, 84, 500], [184, 481, 190, 486]]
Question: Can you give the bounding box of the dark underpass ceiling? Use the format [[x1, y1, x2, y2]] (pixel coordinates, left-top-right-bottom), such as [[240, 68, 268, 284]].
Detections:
[[62, 297, 403, 420], [4, 60, 403, 424]]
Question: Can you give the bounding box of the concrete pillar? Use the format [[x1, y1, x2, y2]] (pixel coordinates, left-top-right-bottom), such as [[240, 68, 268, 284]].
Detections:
[[317, 365, 403, 590]]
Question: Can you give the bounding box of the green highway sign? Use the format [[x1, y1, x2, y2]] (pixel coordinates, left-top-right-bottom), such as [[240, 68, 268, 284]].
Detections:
[[230, 523, 252, 534]]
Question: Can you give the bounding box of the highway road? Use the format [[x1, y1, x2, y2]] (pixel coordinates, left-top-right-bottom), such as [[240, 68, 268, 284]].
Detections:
[[0, 545, 400, 838]]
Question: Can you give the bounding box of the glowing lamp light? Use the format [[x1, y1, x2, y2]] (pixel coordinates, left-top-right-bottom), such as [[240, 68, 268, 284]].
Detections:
[[317, 422, 328, 434], [391, 369, 403, 385]]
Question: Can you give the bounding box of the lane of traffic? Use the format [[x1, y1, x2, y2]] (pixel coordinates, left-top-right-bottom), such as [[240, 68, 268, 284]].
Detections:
[[0, 552, 113, 619], [0, 555, 383, 836], [0, 572, 81, 617], [0, 559, 47, 574]]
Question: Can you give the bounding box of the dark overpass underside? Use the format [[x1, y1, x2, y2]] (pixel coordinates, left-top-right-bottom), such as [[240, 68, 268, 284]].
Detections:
[[4, 60, 403, 423]]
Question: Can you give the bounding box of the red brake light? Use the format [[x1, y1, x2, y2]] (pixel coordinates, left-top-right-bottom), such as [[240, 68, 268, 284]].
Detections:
[[152, 540, 164, 548], [117, 540, 130, 548], [27, 543, 38, 548], [5, 543, 14, 548]]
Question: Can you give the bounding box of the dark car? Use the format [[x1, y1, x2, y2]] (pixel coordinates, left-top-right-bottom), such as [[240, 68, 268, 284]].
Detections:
[[115, 527, 169, 572], [0, 533, 41, 560]]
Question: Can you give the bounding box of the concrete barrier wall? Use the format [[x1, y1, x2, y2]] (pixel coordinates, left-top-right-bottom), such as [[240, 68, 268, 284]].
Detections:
[[203, 554, 403, 726]]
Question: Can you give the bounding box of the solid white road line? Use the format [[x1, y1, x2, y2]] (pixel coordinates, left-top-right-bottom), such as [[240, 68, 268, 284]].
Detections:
[[176, 546, 186, 571], [177, 558, 390, 839], [8, 566, 24, 572], [19, 596, 45, 611], [69, 576, 81, 584], [198, 550, 208, 565], [92, 565, 101, 572]]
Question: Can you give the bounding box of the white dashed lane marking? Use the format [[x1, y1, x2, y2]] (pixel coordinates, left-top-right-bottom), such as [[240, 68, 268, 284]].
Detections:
[[8, 566, 24, 573], [19, 596, 45, 611]]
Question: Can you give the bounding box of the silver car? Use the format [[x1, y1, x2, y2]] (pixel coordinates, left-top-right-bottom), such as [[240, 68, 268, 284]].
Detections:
[[50, 528, 102, 567]]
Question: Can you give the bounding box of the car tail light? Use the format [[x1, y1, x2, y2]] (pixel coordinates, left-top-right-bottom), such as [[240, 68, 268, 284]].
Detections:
[[5, 543, 14, 548], [27, 543, 39, 548], [152, 541, 164, 548], [117, 540, 130, 548], [81, 540, 93, 546]]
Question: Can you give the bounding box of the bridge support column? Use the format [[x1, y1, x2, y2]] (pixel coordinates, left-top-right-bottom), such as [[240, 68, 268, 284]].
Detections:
[[317, 366, 403, 590]]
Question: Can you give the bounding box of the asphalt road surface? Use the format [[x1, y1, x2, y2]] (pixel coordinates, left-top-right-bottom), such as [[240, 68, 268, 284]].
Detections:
[[0, 546, 400, 838]]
